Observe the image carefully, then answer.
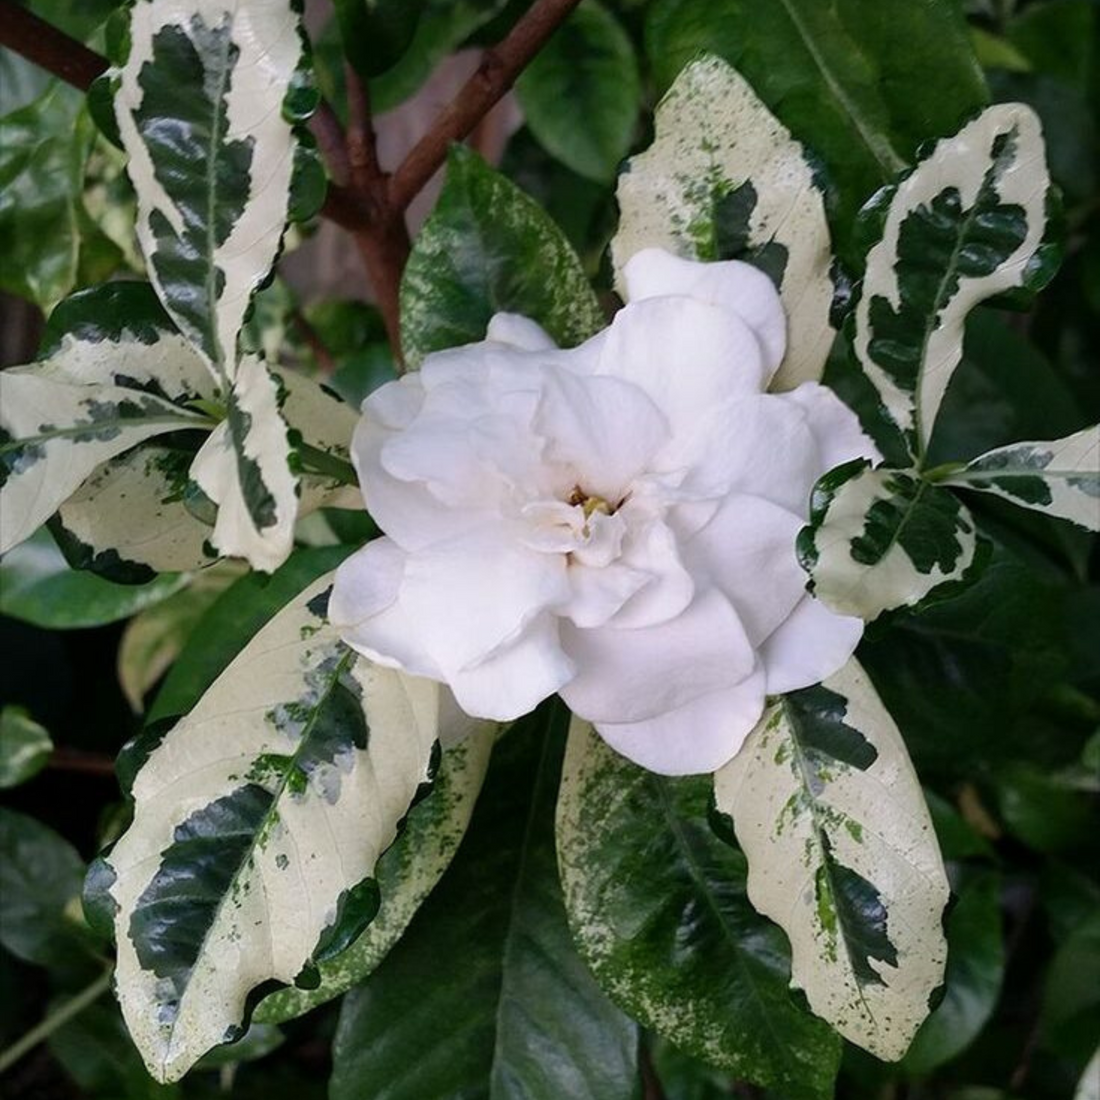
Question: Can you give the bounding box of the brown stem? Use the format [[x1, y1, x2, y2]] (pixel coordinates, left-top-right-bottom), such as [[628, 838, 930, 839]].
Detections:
[[388, 0, 583, 210], [310, 101, 350, 186], [292, 309, 336, 374], [47, 748, 116, 778], [0, 3, 107, 90], [344, 63, 409, 360]]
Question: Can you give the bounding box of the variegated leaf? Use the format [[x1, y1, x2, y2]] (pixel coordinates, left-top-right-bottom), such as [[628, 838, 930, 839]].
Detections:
[[255, 713, 495, 1024], [56, 367, 361, 577], [714, 659, 950, 1061], [853, 103, 1053, 459], [86, 574, 444, 1082], [189, 356, 299, 574], [0, 286, 215, 556], [942, 426, 1100, 531], [798, 461, 979, 621], [114, 0, 308, 383], [611, 53, 835, 390]]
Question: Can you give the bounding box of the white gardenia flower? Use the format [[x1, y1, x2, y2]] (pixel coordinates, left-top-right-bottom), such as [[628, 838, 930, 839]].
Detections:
[[331, 248, 878, 775]]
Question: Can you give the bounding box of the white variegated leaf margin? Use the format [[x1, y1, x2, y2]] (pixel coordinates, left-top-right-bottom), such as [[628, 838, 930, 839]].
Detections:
[[715, 659, 950, 1061], [0, 332, 213, 554], [101, 573, 443, 1082], [853, 103, 1051, 454], [612, 53, 835, 390], [943, 426, 1100, 531], [801, 463, 978, 622], [115, 0, 304, 383], [190, 357, 299, 574], [255, 712, 496, 1023]]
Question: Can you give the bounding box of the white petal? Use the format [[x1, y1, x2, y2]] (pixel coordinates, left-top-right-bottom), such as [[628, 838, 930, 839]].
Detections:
[[595, 665, 767, 776], [560, 589, 755, 723], [400, 533, 570, 673], [595, 297, 768, 443], [329, 537, 404, 629], [787, 382, 881, 471], [486, 312, 557, 350], [561, 561, 651, 628], [668, 393, 822, 517], [353, 396, 485, 551], [623, 247, 787, 378], [447, 613, 574, 721], [685, 494, 805, 644], [762, 593, 863, 695], [536, 368, 670, 500], [608, 516, 694, 629]]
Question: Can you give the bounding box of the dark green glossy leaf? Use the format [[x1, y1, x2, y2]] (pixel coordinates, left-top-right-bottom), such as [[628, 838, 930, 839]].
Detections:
[[335, 0, 427, 79], [0, 84, 95, 308], [331, 707, 641, 1100], [0, 528, 188, 630], [400, 146, 605, 367], [645, 0, 987, 248], [516, 1, 641, 184], [0, 807, 101, 979], [557, 721, 840, 1100], [0, 705, 53, 788], [147, 544, 353, 722], [859, 546, 1071, 780], [1041, 912, 1100, 1063], [901, 869, 1005, 1074], [995, 761, 1098, 855]]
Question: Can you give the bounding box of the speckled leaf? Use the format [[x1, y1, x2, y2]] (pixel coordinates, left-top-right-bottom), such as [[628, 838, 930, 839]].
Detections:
[[612, 54, 835, 390], [89, 573, 444, 1082], [714, 659, 950, 1061], [943, 426, 1099, 530], [853, 103, 1053, 459], [799, 461, 980, 621], [331, 707, 640, 1100], [0, 285, 216, 556], [114, 0, 309, 383], [401, 146, 605, 368], [255, 715, 494, 1023], [557, 717, 841, 1100]]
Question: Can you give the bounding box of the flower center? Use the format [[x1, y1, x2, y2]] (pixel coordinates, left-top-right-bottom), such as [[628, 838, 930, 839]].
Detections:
[[567, 486, 616, 518]]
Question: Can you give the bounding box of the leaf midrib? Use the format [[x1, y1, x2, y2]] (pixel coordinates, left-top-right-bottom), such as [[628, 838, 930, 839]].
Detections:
[[0, 414, 212, 454], [157, 643, 357, 1072]]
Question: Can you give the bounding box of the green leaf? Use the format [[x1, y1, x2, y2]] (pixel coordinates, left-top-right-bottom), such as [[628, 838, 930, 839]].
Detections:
[[799, 462, 981, 621], [995, 760, 1098, 854], [0, 282, 216, 556], [942, 427, 1100, 531], [0, 807, 99, 977], [900, 869, 1005, 1074], [334, 0, 426, 80], [400, 146, 605, 368], [851, 103, 1054, 461], [331, 707, 640, 1100], [0, 528, 188, 630], [859, 546, 1070, 780], [645, 0, 988, 246], [0, 84, 96, 308], [557, 718, 840, 1099], [117, 566, 243, 713], [1041, 913, 1100, 1063], [516, 1, 640, 184], [714, 659, 950, 1061], [94, 573, 451, 1081], [255, 719, 495, 1023], [114, 1, 311, 383], [611, 54, 835, 390], [148, 545, 353, 723], [0, 705, 53, 788], [1007, 0, 1095, 91]]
